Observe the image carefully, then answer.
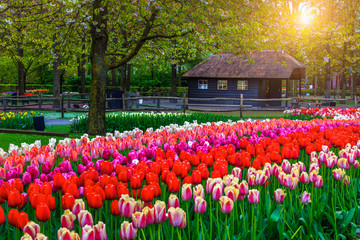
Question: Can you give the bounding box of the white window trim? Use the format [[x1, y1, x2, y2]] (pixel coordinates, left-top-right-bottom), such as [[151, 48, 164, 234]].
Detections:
[[237, 80, 248, 90], [217, 80, 228, 90], [198, 79, 208, 89]]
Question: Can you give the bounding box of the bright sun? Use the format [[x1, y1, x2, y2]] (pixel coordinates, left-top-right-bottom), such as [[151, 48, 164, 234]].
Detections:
[[300, 12, 312, 25]]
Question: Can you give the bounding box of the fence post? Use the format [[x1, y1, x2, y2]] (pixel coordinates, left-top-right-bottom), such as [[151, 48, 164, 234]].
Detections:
[[156, 96, 160, 110], [355, 95, 357, 108], [39, 92, 42, 110], [240, 94, 243, 118], [3, 94, 7, 113], [297, 95, 300, 108], [183, 93, 186, 114], [122, 94, 125, 112], [67, 92, 71, 108], [61, 94, 65, 119]]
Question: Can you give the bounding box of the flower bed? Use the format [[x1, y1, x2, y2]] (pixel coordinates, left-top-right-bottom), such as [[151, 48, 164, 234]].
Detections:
[[0, 111, 42, 130], [284, 107, 360, 120], [0, 118, 359, 239], [70, 112, 242, 133]]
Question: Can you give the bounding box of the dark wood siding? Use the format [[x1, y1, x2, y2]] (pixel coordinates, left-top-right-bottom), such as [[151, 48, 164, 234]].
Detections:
[[186, 78, 267, 107]]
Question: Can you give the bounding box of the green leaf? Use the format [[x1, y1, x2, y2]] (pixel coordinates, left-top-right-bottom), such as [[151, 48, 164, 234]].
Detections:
[[341, 208, 355, 228], [269, 207, 281, 223]]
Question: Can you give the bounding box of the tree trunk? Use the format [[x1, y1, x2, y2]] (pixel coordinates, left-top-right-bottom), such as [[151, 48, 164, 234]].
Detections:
[[111, 58, 117, 86], [177, 65, 182, 87], [87, 0, 108, 135], [18, 46, 25, 96], [126, 64, 131, 93], [120, 65, 126, 91], [78, 38, 86, 99], [53, 55, 61, 108], [171, 64, 177, 100]]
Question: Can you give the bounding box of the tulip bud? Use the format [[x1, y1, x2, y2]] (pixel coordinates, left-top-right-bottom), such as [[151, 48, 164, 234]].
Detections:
[[142, 206, 155, 225], [57, 228, 72, 240], [239, 180, 249, 196], [314, 176, 323, 188], [34, 233, 49, 240], [247, 189, 260, 204], [274, 189, 286, 203], [23, 221, 40, 239], [212, 183, 223, 201], [332, 168, 345, 181], [120, 221, 137, 240], [154, 200, 167, 223], [81, 225, 95, 240], [168, 194, 180, 208], [72, 199, 86, 217], [219, 196, 234, 214], [301, 191, 311, 205], [342, 175, 350, 186], [168, 207, 186, 228], [94, 221, 107, 240], [61, 209, 76, 230], [20, 233, 32, 240], [194, 196, 207, 214], [231, 167, 242, 179], [193, 184, 205, 200], [181, 184, 192, 201], [299, 172, 309, 184], [224, 186, 239, 202], [132, 212, 146, 229], [78, 210, 94, 228], [121, 198, 136, 218]]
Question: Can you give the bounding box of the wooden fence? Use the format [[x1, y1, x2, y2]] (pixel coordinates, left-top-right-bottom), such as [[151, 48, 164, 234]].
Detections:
[[0, 93, 358, 119]]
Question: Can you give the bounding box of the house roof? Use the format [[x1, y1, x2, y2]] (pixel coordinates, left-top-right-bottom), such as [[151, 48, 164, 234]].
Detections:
[[182, 51, 305, 80]]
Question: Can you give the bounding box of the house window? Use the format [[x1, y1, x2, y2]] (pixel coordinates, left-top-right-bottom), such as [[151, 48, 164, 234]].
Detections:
[[217, 80, 228, 90], [237, 80, 248, 90], [198, 79, 208, 89]]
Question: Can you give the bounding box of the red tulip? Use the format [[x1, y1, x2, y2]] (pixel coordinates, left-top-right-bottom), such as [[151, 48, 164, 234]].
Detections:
[[130, 174, 142, 189], [140, 185, 154, 203], [0, 206, 4, 225], [111, 200, 121, 216], [105, 184, 117, 200], [87, 192, 103, 209], [62, 193, 75, 210], [8, 208, 19, 227], [18, 212, 29, 230], [167, 177, 180, 193], [54, 173, 65, 189], [8, 189, 23, 208], [36, 203, 51, 222]]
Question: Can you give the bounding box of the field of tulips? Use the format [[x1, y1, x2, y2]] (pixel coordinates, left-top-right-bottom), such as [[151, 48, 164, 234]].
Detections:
[[0, 111, 42, 130], [0, 117, 360, 239], [284, 107, 360, 120]]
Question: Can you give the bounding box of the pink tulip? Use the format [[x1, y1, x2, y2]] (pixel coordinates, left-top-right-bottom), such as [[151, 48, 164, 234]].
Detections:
[[212, 183, 223, 201], [281, 160, 291, 173], [224, 186, 239, 202], [78, 210, 94, 228], [181, 184, 192, 201], [248, 189, 260, 204], [154, 200, 167, 223], [193, 184, 205, 200], [333, 168, 345, 181], [274, 189, 286, 203], [34, 233, 49, 240], [132, 212, 146, 229], [23, 221, 40, 239], [20, 233, 32, 240], [72, 199, 86, 217], [314, 176, 323, 188], [168, 194, 180, 208], [255, 171, 267, 186], [299, 172, 309, 184], [94, 221, 107, 240], [301, 191, 311, 205], [81, 225, 95, 240], [61, 209, 76, 230], [142, 206, 155, 225], [57, 228, 79, 240], [120, 221, 137, 240], [121, 198, 136, 218], [168, 207, 187, 228], [239, 180, 249, 196], [220, 196, 234, 214], [342, 175, 350, 186], [194, 196, 207, 214], [232, 167, 242, 179], [247, 174, 256, 187]]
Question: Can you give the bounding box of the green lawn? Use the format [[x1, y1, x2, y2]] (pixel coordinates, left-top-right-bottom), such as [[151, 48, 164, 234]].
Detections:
[[0, 125, 88, 151]]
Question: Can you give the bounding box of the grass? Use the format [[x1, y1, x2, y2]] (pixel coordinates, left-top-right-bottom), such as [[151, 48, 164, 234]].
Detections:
[[0, 125, 88, 151]]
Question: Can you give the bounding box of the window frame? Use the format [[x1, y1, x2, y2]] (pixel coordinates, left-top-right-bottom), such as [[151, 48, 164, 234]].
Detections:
[[198, 79, 208, 89], [237, 80, 248, 90], [217, 80, 228, 90]]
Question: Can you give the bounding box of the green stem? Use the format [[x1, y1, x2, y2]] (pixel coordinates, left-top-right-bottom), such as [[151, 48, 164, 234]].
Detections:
[[171, 226, 174, 240], [196, 213, 200, 239], [216, 202, 221, 238], [186, 201, 190, 239], [200, 214, 205, 239], [142, 229, 146, 240], [252, 204, 256, 240], [333, 180, 338, 240], [158, 223, 162, 240], [209, 196, 213, 240], [177, 228, 182, 240]]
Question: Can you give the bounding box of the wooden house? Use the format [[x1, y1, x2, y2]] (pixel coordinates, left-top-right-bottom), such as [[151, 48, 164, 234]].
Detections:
[[182, 51, 306, 107]]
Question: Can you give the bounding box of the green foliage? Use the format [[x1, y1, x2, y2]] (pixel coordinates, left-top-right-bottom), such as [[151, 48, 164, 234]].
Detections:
[[70, 112, 241, 133], [0, 111, 42, 130]]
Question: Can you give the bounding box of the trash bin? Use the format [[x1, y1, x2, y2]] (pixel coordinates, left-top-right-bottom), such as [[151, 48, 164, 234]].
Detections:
[[33, 116, 45, 131], [330, 101, 336, 107], [106, 89, 123, 109], [11, 92, 17, 106]]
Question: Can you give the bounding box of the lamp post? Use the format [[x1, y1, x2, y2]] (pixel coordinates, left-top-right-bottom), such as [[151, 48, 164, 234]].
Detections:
[[324, 55, 331, 99]]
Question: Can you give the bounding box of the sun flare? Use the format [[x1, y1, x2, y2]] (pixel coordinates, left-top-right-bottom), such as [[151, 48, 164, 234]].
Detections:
[[300, 12, 312, 25]]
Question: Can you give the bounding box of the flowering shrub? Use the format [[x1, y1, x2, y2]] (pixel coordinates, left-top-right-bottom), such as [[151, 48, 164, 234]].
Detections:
[[284, 107, 360, 120], [0, 118, 359, 239], [0, 111, 42, 130], [70, 112, 241, 133]]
